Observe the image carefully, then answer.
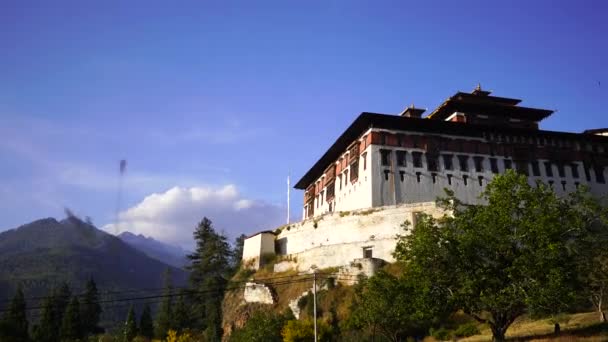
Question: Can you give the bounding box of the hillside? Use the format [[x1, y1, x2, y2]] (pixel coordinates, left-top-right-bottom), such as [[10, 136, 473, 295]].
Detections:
[[118, 231, 190, 269], [0, 216, 188, 324]]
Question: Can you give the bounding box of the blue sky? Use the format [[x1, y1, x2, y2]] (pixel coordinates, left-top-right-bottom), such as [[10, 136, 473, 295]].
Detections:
[[1, 0, 607, 247]]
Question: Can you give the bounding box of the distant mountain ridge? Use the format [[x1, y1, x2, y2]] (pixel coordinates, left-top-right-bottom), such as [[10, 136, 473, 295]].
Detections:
[[118, 231, 190, 269], [0, 216, 188, 304]]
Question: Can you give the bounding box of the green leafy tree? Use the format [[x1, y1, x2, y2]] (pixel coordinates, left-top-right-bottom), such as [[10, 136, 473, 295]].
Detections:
[[229, 311, 289, 342], [139, 304, 154, 339], [394, 171, 606, 341], [281, 319, 331, 342], [124, 305, 138, 342], [154, 268, 174, 339], [81, 277, 102, 336], [348, 271, 448, 342], [187, 217, 232, 339], [0, 285, 29, 342], [61, 297, 83, 341]]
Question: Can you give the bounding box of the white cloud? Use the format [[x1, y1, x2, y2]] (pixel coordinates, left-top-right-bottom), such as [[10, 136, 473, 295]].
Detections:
[[103, 185, 285, 249]]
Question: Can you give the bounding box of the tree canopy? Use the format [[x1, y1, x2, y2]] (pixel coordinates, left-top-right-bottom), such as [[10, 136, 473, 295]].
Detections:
[[394, 170, 608, 341]]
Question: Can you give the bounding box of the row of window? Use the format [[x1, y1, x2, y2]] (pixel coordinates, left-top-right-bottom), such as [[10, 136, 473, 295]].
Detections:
[[383, 169, 587, 191], [379, 149, 606, 183]]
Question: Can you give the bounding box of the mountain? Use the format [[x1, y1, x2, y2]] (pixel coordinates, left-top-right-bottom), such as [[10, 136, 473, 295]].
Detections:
[[0, 216, 188, 326], [118, 231, 190, 269]]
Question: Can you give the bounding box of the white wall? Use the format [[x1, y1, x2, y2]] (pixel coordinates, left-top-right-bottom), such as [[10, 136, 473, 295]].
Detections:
[[275, 202, 443, 271], [242, 232, 276, 269]]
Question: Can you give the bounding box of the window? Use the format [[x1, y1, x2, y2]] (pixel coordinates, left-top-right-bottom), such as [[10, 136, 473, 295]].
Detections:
[[363, 247, 373, 258], [575, 181, 580, 189], [380, 149, 391, 166], [412, 152, 423, 168], [544, 162, 553, 177], [458, 155, 469, 172], [443, 154, 453, 170], [412, 135, 419, 148], [548, 180, 554, 188], [362, 152, 367, 170], [338, 175, 342, 190], [399, 171, 405, 182], [531, 161, 540, 176], [490, 158, 499, 174], [474, 156, 484, 172], [432, 173, 437, 184], [350, 161, 359, 182], [561, 181, 567, 191], [380, 132, 387, 145], [504, 159, 512, 170], [416, 172, 421, 183], [384, 170, 390, 181], [320, 191, 323, 205], [515, 161, 528, 175], [326, 182, 335, 199], [478, 176, 484, 186], [595, 166, 605, 183], [463, 175, 468, 186], [344, 170, 349, 186], [557, 163, 565, 178], [571, 164, 579, 179], [396, 150, 407, 166], [584, 163, 591, 181], [426, 154, 438, 171], [447, 174, 453, 185]]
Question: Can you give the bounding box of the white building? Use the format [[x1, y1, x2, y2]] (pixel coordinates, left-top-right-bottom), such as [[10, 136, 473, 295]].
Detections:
[[243, 86, 608, 271]]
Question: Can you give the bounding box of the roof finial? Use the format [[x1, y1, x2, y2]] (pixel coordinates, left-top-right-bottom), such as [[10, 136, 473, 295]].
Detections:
[[475, 83, 481, 91]]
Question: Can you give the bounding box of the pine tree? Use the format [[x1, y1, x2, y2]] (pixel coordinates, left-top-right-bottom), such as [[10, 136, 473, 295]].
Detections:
[[154, 268, 174, 339], [0, 285, 29, 342], [81, 277, 102, 336], [123, 305, 138, 342], [32, 291, 58, 342], [187, 217, 232, 339], [232, 234, 247, 269], [54, 282, 72, 327], [172, 292, 191, 333], [139, 304, 154, 339], [61, 297, 83, 341]]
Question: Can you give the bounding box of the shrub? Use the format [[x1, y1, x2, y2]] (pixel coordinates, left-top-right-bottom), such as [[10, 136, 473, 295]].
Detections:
[[453, 322, 480, 337], [229, 311, 288, 342], [429, 327, 451, 340], [281, 319, 331, 342]]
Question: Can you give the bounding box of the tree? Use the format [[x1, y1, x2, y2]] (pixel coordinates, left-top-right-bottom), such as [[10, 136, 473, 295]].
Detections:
[[55, 282, 72, 326], [229, 310, 289, 342], [32, 293, 58, 342], [394, 171, 606, 342], [348, 271, 448, 342], [232, 234, 247, 269], [0, 285, 29, 342], [81, 277, 102, 336], [61, 297, 83, 341], [124, 305, 138, 342], [139, 304, 154, 339], [281, 319, 331, 342], [172, 292, 192, 333], [187, 217, 232, 339], [155, 268, 174, 339]]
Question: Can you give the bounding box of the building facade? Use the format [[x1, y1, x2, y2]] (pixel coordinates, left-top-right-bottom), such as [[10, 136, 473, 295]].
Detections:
[[242, 86, 608, 272], [295, 86, 608, 219]]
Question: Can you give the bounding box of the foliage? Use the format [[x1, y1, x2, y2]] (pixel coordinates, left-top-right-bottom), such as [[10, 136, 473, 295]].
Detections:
[[187, 217, 232, 339], [81, 277, 102, 336], [229, 310, 289, 342], [347, 270, 447, 341], [232, 233, 247, 269], [61, 297, 83, 341], [281, 319, 331, 342], [172, 292, 192, 333], [0, 285, 29, 342], [394, 170, 608, 341], [453, 321, 480, 337], [124, 305, 138, 342], [165, 329, 194, 342], [32, 283, 73, 342], [139, 304, 154, 339]]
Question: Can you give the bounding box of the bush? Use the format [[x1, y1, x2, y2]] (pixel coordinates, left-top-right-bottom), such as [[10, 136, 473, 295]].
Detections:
[[281, 319, 331, 342], [429, 327, 451, 340], [229, 311, 288, 342], [453, 322, 480, 337]]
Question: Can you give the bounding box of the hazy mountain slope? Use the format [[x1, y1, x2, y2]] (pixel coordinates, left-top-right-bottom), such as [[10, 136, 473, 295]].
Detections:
[[118, 231, 190, 269]]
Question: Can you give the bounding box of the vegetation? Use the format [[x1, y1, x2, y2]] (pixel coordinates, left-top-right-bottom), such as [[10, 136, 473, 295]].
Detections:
[[394, 170, 608, 341], [0, 286, 28, 342], [229, 310, 291, 342]]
